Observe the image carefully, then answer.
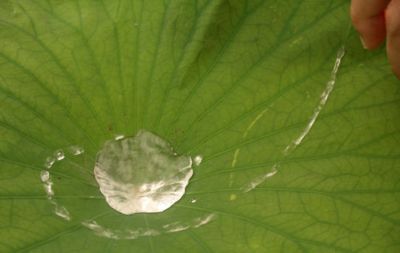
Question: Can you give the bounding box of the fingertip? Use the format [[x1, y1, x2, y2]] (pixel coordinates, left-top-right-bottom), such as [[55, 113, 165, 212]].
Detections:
[[394, 70, 400, 80], [353, 18, 387, 50], [391, 65, 400, 79], [359, 16, 387, 50], [387, 41, 400, 79], [350, 0, 389, 49], [385, 0, 400, 79], [392, 62, 400, 80]]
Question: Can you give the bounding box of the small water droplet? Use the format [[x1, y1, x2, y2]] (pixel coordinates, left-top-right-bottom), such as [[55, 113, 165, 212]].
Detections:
[[143, 229, 160, 236], [69, 145, 84, 156], [193, 213, 216, 228], [114, 134, 124, 140], [54, 205, 71, 221], [164, 223, 190, 233], [40, 170, 50, 182], [45, 157, 55, 169], [54, 149, 65, 161], [193, 155, 203, 166], [94, 130, 194, 215], [44, 181, 54, 199]]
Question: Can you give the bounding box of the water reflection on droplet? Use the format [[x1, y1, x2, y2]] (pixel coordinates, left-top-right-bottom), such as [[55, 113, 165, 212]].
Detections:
[[94, 130, 194, 215]]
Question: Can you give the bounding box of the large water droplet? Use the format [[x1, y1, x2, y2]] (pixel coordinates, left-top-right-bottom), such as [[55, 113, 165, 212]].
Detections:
[[94, 130, 193, 215]]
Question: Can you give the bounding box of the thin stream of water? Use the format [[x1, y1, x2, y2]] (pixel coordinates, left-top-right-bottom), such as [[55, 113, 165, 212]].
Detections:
[[241, 46, 346, 192]]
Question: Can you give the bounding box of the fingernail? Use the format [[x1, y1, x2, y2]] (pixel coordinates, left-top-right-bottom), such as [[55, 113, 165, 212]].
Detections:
[[360, 36, 368, 49]]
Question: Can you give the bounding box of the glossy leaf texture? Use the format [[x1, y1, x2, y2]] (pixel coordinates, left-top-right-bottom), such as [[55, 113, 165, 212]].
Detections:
[[1, 0, 399, 252]]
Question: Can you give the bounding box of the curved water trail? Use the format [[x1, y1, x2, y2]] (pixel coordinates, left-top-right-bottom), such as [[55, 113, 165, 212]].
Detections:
[[241, 46, 346, 192]]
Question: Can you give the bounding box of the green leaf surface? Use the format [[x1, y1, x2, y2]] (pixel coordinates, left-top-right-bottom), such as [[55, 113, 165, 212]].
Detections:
[[1, 0, 400, 252]]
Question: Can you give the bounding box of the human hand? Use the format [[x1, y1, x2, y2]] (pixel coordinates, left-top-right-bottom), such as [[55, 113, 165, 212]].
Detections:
[[351, 0, 400, 79]]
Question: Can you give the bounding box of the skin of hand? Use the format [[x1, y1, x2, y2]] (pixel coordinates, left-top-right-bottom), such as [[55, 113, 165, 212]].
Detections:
[[351, 0, 400, 79]]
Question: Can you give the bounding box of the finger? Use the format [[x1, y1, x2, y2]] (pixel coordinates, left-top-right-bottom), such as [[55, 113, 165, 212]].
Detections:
[[351, 0, 390, 49], [386, 0, 400, 79]]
